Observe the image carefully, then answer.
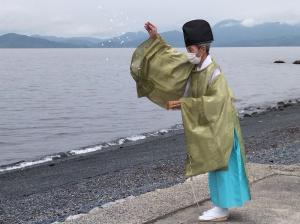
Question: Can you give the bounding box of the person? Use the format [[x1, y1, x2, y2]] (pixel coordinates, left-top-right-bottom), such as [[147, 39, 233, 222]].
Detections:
[[130, 20, 251, 222]]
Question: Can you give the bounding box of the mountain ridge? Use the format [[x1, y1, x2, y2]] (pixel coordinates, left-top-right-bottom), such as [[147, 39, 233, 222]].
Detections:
[[1, 20, 300, 48]]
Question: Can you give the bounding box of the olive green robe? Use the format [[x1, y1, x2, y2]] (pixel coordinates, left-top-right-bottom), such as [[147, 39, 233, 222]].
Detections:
[[130, 34, 247, 177]]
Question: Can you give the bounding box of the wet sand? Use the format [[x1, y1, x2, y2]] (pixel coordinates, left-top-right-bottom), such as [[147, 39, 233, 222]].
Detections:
[[0, 102, 299, 224]]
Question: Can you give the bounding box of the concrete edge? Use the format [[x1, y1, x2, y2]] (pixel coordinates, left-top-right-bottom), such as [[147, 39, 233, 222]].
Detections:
[[53, 163, 300, 224]]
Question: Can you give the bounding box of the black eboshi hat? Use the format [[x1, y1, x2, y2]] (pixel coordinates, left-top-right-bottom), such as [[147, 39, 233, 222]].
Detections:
[[182, 19, 214, 47]]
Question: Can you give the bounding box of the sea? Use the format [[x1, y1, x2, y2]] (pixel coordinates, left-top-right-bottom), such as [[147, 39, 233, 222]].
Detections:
[[0, 47, 300, 171]]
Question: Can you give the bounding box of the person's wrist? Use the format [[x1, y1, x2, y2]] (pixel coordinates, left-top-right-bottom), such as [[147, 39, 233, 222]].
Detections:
[[151, 32, 158, 39]]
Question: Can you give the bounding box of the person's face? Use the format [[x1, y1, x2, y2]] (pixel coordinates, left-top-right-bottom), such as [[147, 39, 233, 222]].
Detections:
[[186, 45, 205, 58], [186, 45, 198, 54]]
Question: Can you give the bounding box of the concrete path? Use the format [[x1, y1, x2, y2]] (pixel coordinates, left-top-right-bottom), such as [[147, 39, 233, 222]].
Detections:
[[58, 163, 300, 224], [153, 175, 300, 224]]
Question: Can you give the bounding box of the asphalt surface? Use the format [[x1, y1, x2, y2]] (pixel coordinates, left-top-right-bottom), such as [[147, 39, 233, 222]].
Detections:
[[0, 102, 299, 224]]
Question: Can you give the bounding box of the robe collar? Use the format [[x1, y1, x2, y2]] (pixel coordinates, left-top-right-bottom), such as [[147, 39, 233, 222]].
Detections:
[[196, 54, 212, 71]]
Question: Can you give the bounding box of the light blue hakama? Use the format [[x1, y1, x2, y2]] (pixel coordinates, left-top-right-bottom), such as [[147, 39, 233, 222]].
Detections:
[[208, 128, 251, 208]]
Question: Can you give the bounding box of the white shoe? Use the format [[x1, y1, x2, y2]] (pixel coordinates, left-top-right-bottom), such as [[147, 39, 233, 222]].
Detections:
[[202, 207, 228, 215], [198, 206, 229, 222]]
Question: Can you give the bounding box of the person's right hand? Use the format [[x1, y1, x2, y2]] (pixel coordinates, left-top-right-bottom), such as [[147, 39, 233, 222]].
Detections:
[[166, 101, 181, 110], [144, 21, 158, 39]]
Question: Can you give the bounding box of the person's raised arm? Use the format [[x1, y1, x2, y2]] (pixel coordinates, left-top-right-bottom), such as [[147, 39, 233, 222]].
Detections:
[[130, 22, 194, 109]]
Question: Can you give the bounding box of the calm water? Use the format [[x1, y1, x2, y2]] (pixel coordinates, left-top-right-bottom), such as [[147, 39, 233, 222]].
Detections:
[[0, 47, 300, 166]]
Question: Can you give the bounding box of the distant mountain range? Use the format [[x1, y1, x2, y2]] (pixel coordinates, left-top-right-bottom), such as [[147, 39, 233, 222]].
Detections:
[[212, 20, 300, 47], [1, 20, 300, 48]]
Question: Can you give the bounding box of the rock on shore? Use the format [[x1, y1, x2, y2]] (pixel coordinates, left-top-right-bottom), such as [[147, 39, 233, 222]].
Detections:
[[293, 60, 300, 64], [274, 60, 285, 63]]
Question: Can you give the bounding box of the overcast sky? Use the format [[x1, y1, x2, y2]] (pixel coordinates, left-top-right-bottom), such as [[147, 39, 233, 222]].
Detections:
[[1, 0, 300, 38]]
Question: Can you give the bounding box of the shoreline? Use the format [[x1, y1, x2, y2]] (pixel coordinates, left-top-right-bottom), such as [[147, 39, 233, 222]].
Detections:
[[1, 97, 299, 174], [0, 99, 299, 223]]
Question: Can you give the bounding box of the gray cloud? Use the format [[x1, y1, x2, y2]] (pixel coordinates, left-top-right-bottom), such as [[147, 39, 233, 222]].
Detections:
[[0, 0, 300, 37]]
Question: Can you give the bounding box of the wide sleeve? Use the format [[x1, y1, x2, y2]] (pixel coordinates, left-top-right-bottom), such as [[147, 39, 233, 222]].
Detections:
[[130, 34, 194, 109], [179, 75, 233, 124]]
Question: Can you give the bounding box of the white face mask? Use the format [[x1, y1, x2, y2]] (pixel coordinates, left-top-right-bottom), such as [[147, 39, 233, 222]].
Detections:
[[186, 52, 201, 64]]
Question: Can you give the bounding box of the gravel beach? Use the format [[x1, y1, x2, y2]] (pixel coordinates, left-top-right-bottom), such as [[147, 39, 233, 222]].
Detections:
[[0, 101, 299, 224]]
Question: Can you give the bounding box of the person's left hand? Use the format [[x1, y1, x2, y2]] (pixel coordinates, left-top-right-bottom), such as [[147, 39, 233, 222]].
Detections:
[[144, 21, 158, 39], [167, 100, 181, 110]]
